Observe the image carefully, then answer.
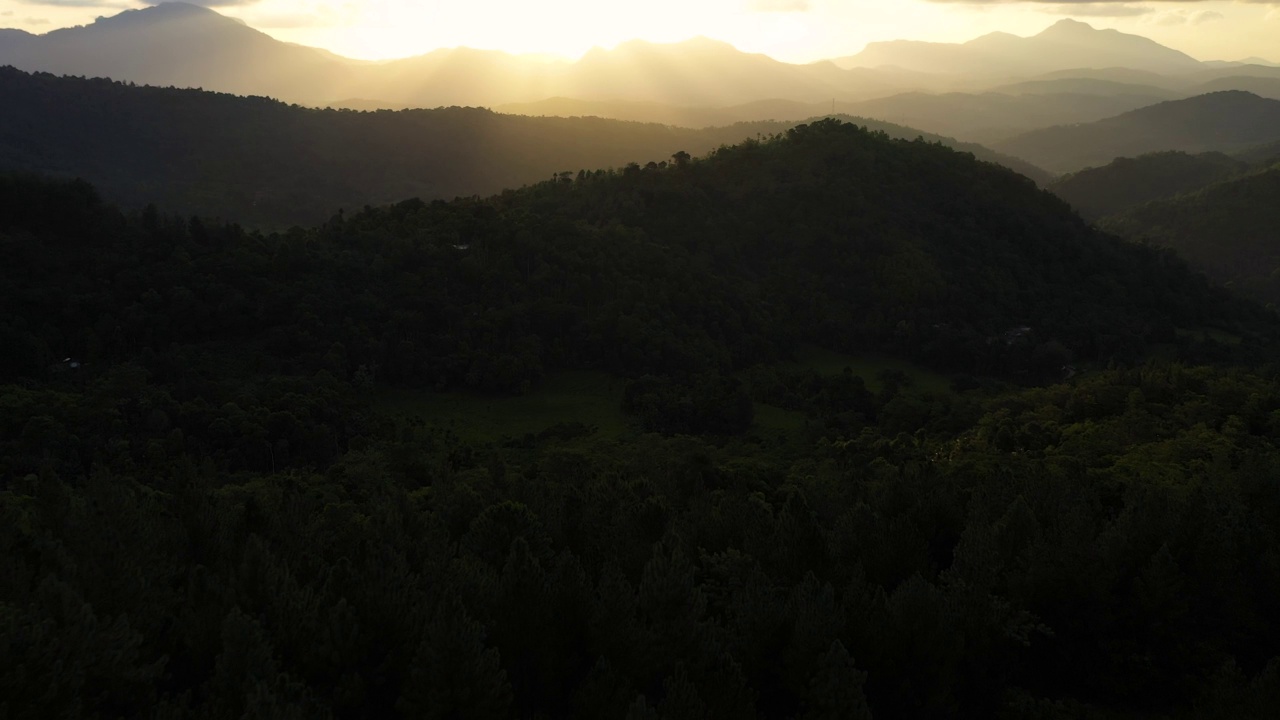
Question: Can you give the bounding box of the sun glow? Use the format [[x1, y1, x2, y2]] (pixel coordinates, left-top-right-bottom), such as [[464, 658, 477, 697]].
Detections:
[[2, 0, 1276, 65]]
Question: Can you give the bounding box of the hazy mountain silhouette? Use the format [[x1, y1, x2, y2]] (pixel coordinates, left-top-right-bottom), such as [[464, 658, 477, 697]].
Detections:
[[837, 19, 1204, 78], [9, 4, 1274, 150], [0, 4, 900, 108], [1190, 76, 1280, 100], [994, 91, 1280, 173], [0, 67, 1046, 228], [988, 77, 1180, 98], [0, 3, 355, 103], [838, 90, 1172, 144]]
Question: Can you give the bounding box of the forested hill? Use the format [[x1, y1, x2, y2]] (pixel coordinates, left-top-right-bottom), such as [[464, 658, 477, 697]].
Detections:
[[994, 91, 1280, 173], [0, 67, 1046, 228], [8, 119, 1280, 720], [1050, 150, 1246, 220], [1, 120, 1267, 396], [1101, 164, 1280, 303]]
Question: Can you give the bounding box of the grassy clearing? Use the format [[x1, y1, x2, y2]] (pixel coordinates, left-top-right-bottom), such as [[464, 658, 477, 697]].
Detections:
[[376, 370, 631, 442], [790, 346, 953, 394], [378, 348, 950, 444]]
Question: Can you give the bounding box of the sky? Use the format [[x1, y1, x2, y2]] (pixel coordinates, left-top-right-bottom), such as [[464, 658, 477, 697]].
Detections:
[[1, 0, 1278, 64]]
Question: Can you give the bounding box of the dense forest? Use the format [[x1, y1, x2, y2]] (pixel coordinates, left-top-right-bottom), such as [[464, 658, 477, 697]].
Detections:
[[0, 67, 1046, 229], [1050, 151, 1247, 221], [5, 120, 1280, 719]]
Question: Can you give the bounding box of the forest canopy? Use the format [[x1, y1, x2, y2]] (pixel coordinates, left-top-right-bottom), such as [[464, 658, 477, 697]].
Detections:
[[3, 119, 1280, 720]]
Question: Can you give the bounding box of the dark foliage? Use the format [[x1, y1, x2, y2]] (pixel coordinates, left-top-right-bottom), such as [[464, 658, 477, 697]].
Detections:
[[1101, 164, 1280, 304], [4, 123, 1280, 719], [1050, 150, 1245, 220]]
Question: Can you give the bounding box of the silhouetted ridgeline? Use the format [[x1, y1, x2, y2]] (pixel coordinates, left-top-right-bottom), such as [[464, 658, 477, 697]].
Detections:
[[0, 66, 1047, 228]]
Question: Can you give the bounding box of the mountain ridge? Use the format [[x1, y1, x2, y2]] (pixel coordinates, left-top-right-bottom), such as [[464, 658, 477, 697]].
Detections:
[[994, 91, 1280, 173], [839, 18, 1204, 77], [0, 66, 1048, 228]]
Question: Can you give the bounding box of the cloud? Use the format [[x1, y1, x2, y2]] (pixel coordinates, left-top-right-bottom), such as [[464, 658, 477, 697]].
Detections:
[[13, 0, 262, 6], [1190, 9, 1224, 22], [248, 12, 338, 29], [14, 0, 130, 7], [152, 1, 263, 6], [1147, 8, 1227, 24], [24, 16, 52, 24], [929, 0, 1277, 4], [747, 0, 811, 11], [1039, 3, 1154, 17]]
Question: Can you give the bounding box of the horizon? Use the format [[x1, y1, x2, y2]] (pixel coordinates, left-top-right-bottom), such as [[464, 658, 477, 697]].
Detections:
[[1, 1, 1277, 66]]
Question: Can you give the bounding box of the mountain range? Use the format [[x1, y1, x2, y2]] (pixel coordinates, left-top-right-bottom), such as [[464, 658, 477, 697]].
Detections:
[[2, 3, 1275, 125]]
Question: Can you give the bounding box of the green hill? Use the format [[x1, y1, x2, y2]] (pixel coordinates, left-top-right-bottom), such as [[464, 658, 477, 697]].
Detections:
[[1102, 164, 1280, 303], [1049, 150, 1245, 220], [1, 119, 1263, 394], [995, 91, 1280, 173]]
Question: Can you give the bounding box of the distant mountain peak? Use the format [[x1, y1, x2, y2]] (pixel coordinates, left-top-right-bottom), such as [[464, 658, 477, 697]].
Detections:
[[138, 2, 218, 16], [93, 2, 235, 29], [1042, 18, 1096, 34]]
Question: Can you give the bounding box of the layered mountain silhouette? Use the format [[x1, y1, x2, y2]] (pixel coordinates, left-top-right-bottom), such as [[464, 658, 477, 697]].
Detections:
[[838, 19, 1204, 77], [6, 4, 1279, 156], [2, 5, 1260, 120], [500, 89, 1170, 145], [0, 3, 896, 107], [0, 67, 1045, 228], [994, 92, 1280, 173], [836, 90, 1171, 144]]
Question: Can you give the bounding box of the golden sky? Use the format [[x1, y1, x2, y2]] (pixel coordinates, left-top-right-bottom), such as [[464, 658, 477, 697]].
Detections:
[[2, 1, 1278, 64]]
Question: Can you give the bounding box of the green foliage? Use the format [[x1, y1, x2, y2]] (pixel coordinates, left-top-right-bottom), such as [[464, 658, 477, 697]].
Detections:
[[1102, 165, 1280, 304], [1050, 150, 1245, 220]]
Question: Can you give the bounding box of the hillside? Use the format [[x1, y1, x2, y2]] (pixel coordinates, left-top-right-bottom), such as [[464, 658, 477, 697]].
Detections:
[[0, 67, 1048, 227], [1101, 165, 1280, 303], [5, 120, 1280, 720], [994, 91, 1280, 173], [1, 119, 1263, 394], [1049, 151, 1246, 220]]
